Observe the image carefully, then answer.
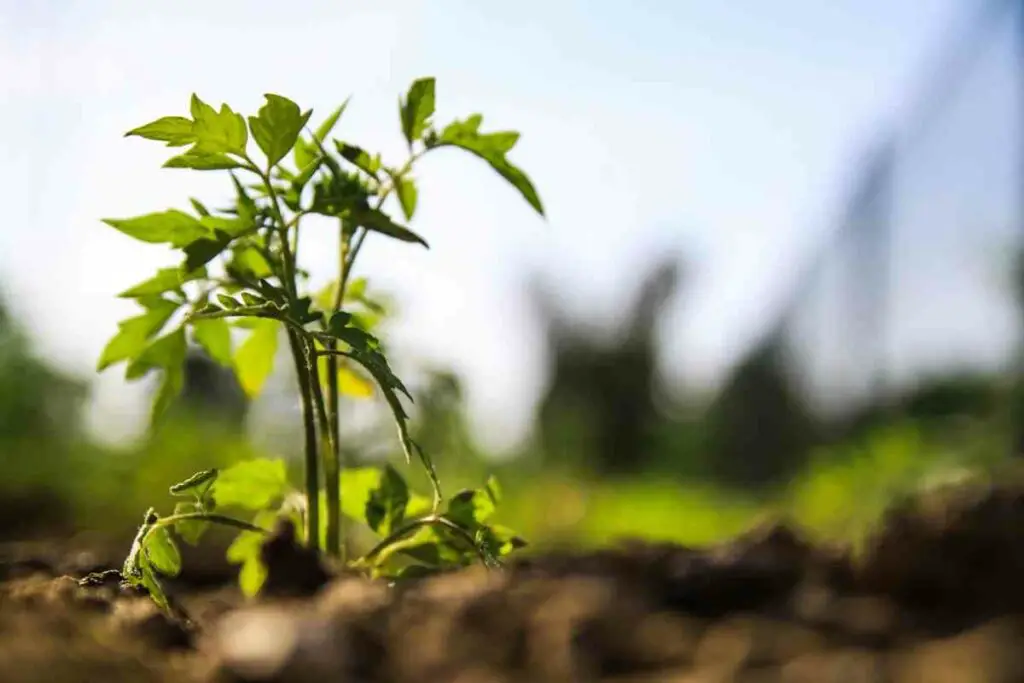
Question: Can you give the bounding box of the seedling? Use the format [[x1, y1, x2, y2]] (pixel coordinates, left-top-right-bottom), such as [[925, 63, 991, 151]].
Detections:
[[95, 78, 540, 607]]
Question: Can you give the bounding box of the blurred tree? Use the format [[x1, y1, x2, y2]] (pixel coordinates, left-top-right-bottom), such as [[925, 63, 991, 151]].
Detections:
[[703, 331, 818, 490], [0, 289, 88, 537], [533, 258, 682, 475], [155, 346, 249, 434]]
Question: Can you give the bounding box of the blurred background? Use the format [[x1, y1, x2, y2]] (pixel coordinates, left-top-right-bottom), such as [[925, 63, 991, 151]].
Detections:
[[2, 0, 1023, 552]]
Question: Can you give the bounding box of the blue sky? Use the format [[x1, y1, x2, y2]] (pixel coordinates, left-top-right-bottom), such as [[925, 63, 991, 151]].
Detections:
[[0, 0, 979, 450]]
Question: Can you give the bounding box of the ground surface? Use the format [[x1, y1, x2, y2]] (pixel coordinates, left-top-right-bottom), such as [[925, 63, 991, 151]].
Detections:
[[3, 472, 1024, 683]]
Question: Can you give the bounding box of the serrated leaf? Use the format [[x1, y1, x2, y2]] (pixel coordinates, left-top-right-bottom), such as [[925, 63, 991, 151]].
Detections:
[[392, 173, 417, 221], [314, 338, 374, 400], [189, 97, 248, 155], [365, 465, 409, 536], [213, 459, 289, 510], [428, 116, 544, 216], [248, 94, 311, 167], [145, 525, 182, 577], [193, 318, 232, 365], [125, 116, 195, 147], [170, 468, 219, 496], [335, 141, 380, 178], [350, 207, 428, 247], [400, 77, 435, 146], [97, 300, 180, 371], [172, 502, 209, 545], [233, 319, 279, 397], [118, 265, 206, 298], [344, 344, 442, 506], [102, 210, 210, 247], [231, 173, 259, 225]]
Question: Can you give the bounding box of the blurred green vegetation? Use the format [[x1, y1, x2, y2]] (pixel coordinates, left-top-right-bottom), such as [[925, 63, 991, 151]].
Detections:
[[0, 264, 1021, 553]]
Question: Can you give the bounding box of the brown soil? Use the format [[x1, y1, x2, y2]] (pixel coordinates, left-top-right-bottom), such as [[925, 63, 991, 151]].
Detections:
[[4, 474, 1024, 683]]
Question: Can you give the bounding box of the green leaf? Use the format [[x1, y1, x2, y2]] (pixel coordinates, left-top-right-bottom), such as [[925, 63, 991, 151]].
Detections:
[[189, 97, 248, 155], [446, 487, 496, 528], [365, 465, 409, 536], [335, 141, 380, 178], [172, 502, 209, 546], [125, 326, 187, 381], [391, 525, 464, 566], [217, 294, 240, 309], [339, 467, 383, 525], [183, 229, 233, 272], [102, 210, 210, 247], [478, 524, 527, 557], [313, 99, 348, 142], [97, 300, 180, 371], [145, 524, 182, 577], [230, 246, 273, 278], [118, 265, 206, 298], [293, 137, 317, 171], [248, 94, 311, 167], [225, 515, 274, 598], [392, 172, 418, 221], [213, 459, 289, 510], [164, 151, 243, 170], [400, 77, 435, 146], [344, 344, 443, 507], [170, 468, 219, 496], [238, 555, 268, 597], [125, 116, 195, 147], [485, 475, 503, 505], [193, 318, 232, 365], [150, 361, 185, 427], [233, 319, 279, 397], [231, 173, 259, 225], [350, 207, 428, 247], [427, 116, 544, 216], [140, 563, 171, 612], [189, 198, 211, 216]]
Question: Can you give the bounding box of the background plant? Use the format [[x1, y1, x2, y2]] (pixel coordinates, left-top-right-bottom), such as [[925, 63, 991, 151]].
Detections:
[[96, 77, 541, 605]]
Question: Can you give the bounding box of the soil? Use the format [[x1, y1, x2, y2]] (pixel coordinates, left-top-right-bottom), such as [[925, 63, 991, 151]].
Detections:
[[4, 472, 1024, 683]]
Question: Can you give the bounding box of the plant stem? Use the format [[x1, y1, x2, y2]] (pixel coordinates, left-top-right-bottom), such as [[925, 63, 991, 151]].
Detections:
[[305, 337, 340, 557], [287, 330, 320, 551], [359, 515, 497, 568], [153, 513, 268, 534]]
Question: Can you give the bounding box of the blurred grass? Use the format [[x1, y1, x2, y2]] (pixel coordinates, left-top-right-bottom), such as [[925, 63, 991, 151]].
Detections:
[[0, 409, 1013, 556], [491, 418, 1012, 552]]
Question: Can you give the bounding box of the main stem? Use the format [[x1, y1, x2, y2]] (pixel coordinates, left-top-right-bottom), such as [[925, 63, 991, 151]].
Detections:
[[251, 159, 319, 551], [288, 330, 320, 551]]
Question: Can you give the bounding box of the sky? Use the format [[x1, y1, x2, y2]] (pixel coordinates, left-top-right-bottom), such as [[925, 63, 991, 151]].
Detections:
[[0, 0, 983, 452]]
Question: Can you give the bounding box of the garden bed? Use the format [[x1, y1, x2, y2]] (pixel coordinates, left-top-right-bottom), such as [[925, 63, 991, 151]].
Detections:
[[3, 471, 1024, 683]]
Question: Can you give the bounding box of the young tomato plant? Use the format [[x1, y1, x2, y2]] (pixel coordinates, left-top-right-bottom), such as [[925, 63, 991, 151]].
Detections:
[[95, 77, 540, 605]]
